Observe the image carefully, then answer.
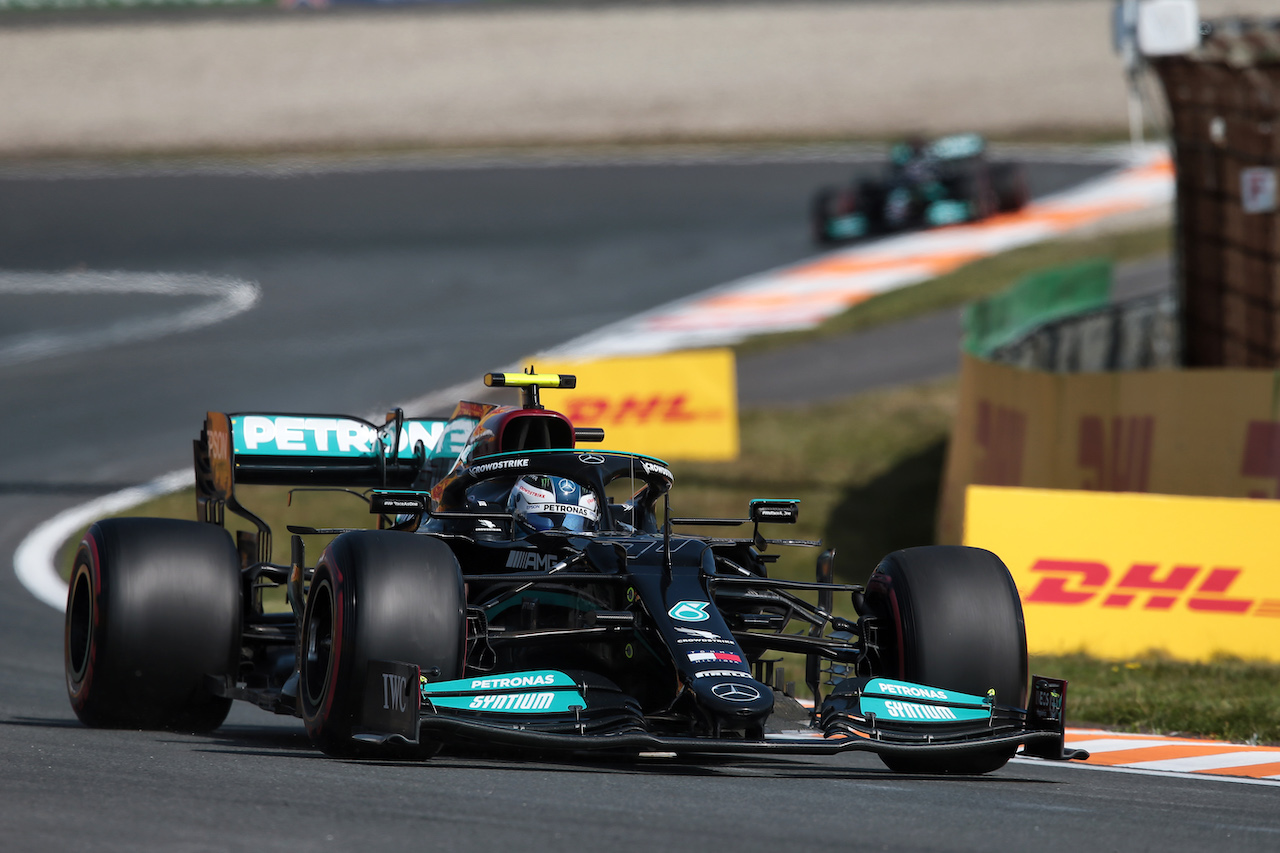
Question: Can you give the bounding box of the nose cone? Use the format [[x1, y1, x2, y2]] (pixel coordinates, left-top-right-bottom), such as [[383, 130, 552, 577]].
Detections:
[[693, 678, 775, 725]]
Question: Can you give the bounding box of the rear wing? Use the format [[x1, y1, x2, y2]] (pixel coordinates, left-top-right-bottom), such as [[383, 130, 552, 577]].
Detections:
[[195, 411, 449, 559], [927, 133, 985, 161], [197, 411, 448, 492]]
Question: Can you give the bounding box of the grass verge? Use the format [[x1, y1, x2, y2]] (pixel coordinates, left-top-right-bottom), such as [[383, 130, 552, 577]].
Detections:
[[57, 485, 372, 587], [1033, 653, 1280, 745]]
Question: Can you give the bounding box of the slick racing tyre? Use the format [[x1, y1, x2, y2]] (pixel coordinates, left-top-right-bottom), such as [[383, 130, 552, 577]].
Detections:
[[948, 165, 996, 222], [855, 180, 887, 234], [991, 162, 1029, 213], [861, 545, 1028, 774], [299, 531, 466, 758], [65, 518, 241, 732], [811, 188, 839, 245]]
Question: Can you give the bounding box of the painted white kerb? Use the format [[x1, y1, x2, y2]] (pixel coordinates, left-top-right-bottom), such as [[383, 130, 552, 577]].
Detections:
[[5, 269, 260, 610], [0, 271, 261, 367], [14, 470, 194, 611]]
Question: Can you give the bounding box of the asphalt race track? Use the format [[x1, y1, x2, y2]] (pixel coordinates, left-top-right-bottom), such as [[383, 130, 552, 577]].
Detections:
[[2, 151, 1278, 852]]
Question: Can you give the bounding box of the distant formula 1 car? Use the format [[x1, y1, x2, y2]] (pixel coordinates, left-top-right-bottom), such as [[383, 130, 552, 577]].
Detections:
[[65, 370, 1085, 774], [812, 133, 1029, 244]]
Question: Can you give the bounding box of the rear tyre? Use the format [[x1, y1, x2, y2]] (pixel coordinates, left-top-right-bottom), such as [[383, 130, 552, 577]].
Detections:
[[949, 164, 996, 222], [65, 518, 241, 731], [299, 531, 466, 758], [811, 187, 838, 245], [991, 162, 1029, 213], [861, 545, 1028, 774]]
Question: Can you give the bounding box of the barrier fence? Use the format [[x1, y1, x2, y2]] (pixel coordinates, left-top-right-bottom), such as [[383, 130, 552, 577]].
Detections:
[[990, 291, 1179, 372], [963, 258, 1113, 358], [937, 352, 1280, 547], [1153, 19, 1280, 368]]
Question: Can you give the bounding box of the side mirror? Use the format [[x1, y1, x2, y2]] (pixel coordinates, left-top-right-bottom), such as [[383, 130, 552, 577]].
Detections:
[[369, 491, 432, 515], [749, 499, 799, 524], [574, 427, 605, 443]]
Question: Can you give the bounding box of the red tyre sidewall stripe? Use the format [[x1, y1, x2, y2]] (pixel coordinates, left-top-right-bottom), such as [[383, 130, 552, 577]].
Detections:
[[68, 532, 103, 710], [868, 571, 907, 680], [318, 561, 345, 728]]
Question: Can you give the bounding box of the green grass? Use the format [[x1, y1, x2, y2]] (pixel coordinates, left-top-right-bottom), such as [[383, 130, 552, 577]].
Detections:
[[735, 223, 1173, 357], [671, 378, 957, 599], [1032, 653, 1280, 745], [57, 484, 373, 586]]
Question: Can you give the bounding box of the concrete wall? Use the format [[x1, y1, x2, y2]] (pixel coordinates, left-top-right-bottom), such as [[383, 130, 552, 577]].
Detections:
[[0, 0, 1273, 156]]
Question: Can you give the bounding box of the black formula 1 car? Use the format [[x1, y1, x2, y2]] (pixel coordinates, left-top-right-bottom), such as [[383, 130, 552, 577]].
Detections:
[[811, 133, 1029, 245], [64, 371, 1085, 774]]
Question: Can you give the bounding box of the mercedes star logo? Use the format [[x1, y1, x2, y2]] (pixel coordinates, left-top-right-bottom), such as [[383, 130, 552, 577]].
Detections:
[[578, 454, 605, 464], [711, 682, 761, 702]]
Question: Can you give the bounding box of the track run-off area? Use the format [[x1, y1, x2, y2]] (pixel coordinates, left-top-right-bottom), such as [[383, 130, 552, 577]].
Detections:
[[2, 148, 1279, 852]]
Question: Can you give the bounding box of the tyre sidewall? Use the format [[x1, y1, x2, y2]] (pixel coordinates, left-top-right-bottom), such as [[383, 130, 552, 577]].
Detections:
[[867, 545, 1027, 706], [300, 531, 465, 754], [863, 545, 1028, 774], [65, 518, 241, 730]]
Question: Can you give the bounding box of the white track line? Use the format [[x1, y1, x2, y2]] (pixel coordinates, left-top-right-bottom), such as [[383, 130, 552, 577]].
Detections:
[[1066, 737, 1190, 753], [1010, 756, 1280, 788], [0, 271, 260, 367], [1126, 752, 1280, 773], [13, 470, 194, 610]]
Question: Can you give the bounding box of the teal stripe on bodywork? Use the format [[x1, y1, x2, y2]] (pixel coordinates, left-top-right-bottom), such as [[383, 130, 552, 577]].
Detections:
[[860, 678, 992, 724], [421, 670, 585, 715]]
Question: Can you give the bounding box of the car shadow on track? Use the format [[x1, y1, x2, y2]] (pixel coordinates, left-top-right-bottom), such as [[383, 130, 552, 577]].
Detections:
[[186, 725, 319, 758], [345, 751, 1063, 785], [2, 716, 321, 759], [6, 716, 1062, 784], [3, 715, 85, 730]]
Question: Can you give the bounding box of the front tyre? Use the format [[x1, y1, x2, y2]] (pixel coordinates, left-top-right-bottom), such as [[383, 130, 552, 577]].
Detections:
[[65, 518, 241, 731], [299, 531, 466, 758], [861, 545, 1028, 774]]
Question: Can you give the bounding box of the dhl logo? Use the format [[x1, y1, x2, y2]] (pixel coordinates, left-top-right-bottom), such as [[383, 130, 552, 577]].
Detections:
[[1023, 559, 1280, 618], [564, 395, 723, 425]]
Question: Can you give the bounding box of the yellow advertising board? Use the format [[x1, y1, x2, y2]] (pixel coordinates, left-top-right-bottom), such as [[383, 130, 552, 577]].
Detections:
[[537, 349, 738, 462], [964, 485, 1280, 661], [938, 353, 1280, 545]]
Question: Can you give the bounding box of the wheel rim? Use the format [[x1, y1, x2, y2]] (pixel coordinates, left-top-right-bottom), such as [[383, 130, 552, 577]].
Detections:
[[303, 580, 335, 708], [66, 566, 93, 684]]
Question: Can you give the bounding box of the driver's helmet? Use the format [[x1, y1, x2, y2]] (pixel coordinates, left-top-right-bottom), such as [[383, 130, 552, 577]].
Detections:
[[506, 475, 600, 534]]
